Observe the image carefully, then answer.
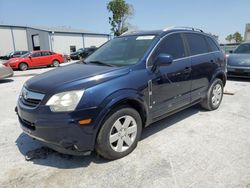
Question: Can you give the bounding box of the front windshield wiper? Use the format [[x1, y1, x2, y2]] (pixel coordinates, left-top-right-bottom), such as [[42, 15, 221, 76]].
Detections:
[[86, 61, 115, 67]]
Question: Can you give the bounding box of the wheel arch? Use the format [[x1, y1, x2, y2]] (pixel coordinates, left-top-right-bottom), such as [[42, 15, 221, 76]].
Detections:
[[91, 91, 149, 149], [211, 70, 227, 87], [18, 62, 29, 68]]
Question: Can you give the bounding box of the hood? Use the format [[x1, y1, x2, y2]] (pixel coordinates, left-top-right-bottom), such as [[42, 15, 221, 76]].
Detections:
[[227, 54, 250, 67], [25, 63, 129, 93], [7, 57, 26, 63]]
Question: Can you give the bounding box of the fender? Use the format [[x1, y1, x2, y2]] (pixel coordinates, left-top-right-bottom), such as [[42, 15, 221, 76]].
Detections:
[[210, 67, 227, 86], [89, 89, 150, 148]]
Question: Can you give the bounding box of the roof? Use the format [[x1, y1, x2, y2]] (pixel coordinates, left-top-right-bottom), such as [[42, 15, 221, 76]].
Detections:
[[0, 24, 109, 36], [121, 26, 208, 38]]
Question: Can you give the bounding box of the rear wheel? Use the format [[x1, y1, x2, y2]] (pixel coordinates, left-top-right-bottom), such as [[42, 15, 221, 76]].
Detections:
[[19, 63, 28, 71], [96, 107, 142, 160], [52, 60, 60, 67], [201, 79, 224, 110]]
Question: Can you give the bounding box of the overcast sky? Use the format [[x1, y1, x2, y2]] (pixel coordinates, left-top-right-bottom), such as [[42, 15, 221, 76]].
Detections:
[[0, 0, 249, 43]]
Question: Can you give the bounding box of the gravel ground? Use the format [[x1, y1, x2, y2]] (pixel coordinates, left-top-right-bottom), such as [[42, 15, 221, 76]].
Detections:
[[0, 65, 250, 188]]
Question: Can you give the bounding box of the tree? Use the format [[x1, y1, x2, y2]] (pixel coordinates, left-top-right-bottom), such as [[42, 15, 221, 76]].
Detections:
[[107, 0, 134, 36], [225, 32, 244, 43], [233, 32, 244, 43], [225, 34, 233, 43]]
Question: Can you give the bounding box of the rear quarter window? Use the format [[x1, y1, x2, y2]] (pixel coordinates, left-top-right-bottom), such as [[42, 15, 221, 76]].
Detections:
[[206, 36, 220, 52], [185, 33, 210, 55]]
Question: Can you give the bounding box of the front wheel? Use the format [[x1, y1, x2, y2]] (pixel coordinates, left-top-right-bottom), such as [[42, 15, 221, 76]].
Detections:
[[201, 79, 224, 110], [96, 107, 142, 160]]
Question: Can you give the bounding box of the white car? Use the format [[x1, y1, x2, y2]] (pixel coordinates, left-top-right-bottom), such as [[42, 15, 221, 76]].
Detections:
[[0, 62, 13, 79]]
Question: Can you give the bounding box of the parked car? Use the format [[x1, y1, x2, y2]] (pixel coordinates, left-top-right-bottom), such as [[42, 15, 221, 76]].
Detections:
[[70, 47, 97, 60], [0, 63, 13, 79], [0, 51, 29, 60], [16, 27, 226, 160], [227, 42, 250, 77], [3, 50, 64, 71]]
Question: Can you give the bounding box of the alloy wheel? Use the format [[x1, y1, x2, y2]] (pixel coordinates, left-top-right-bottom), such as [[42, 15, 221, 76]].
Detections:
[[109, 115, 137, 152], [211, 83, 222, 106]]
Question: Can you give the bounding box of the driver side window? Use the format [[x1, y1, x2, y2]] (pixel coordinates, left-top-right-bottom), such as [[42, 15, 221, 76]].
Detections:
[[148, 33, 186, 66]]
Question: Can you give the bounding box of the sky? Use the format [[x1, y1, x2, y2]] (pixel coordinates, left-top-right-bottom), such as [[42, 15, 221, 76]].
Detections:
[[0, 0, 249, 43]]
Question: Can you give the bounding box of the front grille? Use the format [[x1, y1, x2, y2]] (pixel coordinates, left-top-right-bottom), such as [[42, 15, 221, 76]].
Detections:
[[228, 71, 250, 77], [19, 117, 35, 130], [21, 97, 41, 107], [19, 87, 45, 108]]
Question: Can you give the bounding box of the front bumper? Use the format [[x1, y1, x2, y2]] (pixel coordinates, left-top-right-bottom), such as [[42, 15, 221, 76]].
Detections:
[[16, 99, 99, 156], [227, 65, 250, 77]]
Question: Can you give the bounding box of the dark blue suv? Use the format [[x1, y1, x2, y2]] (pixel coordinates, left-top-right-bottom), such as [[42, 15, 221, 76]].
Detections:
[[16, 27, 226, 159]]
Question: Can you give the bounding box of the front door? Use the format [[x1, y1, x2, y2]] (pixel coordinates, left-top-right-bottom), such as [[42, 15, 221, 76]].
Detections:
[[147, 33, 192, 119]]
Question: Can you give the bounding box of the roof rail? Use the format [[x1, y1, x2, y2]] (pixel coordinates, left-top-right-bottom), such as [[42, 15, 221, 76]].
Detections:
[[163, 26, 204, 32], [121, 30, 140, 36]]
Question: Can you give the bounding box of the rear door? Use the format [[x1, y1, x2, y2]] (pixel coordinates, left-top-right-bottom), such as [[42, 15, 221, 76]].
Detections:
[[184, 33, 216, 102], [148, 33, 192, 118], [41, 51, 53, 65]]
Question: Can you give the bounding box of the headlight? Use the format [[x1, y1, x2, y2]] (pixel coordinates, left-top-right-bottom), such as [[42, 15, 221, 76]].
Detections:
[[46, 90, 84, 112]]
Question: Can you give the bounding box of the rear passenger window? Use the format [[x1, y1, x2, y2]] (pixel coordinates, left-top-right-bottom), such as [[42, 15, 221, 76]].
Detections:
[[31, 52, 41, 57], [42, 52, 51, 56], [185, 33, 209, 55], [148, 33, 186, 65], [206, 37, 220, 52]]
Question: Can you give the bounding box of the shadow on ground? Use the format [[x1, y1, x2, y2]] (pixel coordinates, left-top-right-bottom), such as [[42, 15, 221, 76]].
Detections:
[[0, 79, 13, 84], [16, 105, 201, 169], [227, 77, 250, 82]]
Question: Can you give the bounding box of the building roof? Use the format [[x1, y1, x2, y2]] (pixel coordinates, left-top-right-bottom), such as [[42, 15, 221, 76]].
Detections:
[[0, 24, 109, 36]]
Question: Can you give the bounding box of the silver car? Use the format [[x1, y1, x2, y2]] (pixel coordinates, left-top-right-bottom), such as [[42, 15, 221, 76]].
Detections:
[[0, 62, 13, 79], [227, 42, 250, 77]]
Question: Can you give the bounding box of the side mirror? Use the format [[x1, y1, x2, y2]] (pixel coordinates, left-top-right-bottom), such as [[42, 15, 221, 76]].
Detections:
[[152, 54, 173, 71], [229, 50, 233, 54], [28, 55, 32, 58]]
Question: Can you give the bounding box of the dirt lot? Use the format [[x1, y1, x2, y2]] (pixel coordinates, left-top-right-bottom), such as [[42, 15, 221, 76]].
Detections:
[[0, 65, 250, 188]]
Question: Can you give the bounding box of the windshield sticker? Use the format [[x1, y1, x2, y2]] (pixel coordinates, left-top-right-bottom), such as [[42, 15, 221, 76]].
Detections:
[[136, 36, 155, 40]]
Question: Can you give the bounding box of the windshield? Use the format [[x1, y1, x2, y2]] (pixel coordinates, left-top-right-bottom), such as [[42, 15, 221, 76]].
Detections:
[[21, 52, 31, 57], [85, 35, 155, 66], [234, 43, 250, 54]]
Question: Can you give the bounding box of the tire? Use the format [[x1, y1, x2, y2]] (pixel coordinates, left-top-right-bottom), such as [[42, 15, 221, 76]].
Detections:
[[78, 55, 83, 60], [19, 63, 28, 71], [96, 107, 142, 160], [52, 60, 60, 67], [201, 78, 224, 111]]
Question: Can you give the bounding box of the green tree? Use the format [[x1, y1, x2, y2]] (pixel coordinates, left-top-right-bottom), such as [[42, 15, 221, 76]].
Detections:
[[225, 34, 233, 43], [107, 0, 134, 36], [233, 32, 244, 43], [225, 32, 244, 43]]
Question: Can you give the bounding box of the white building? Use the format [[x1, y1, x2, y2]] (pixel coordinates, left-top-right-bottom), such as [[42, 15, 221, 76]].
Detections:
[[0, 24, 110, 55], [245, 23, 250, 41]]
